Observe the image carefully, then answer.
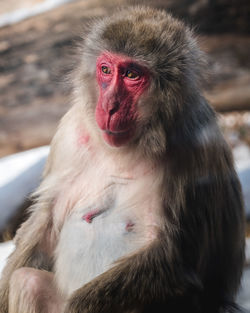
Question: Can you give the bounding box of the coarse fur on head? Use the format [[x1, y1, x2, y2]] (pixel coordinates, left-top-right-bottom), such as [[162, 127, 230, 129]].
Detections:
[[73, 6, 207, 159]]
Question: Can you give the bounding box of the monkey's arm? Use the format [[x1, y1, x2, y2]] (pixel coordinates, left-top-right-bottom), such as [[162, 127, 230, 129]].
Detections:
[[65, 236, 201, 313], [0, 208, 53, 313]]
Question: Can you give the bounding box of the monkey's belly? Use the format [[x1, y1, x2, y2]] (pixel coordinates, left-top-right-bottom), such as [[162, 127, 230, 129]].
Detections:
[[54, 207, 145, 297]]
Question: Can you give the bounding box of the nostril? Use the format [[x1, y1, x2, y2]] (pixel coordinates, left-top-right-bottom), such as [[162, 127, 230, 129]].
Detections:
[[109, 107, 117, 115], [109, 101, 119, 115]]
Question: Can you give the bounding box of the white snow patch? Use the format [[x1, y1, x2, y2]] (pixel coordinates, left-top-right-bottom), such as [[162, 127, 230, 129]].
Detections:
[[0, 146, 49, 231], [0, 241, 15, 277], [0, 146, 49, 188], [234, 144, 250, 172], [0, 0, 77, 28], [246, 238, 250, 264]]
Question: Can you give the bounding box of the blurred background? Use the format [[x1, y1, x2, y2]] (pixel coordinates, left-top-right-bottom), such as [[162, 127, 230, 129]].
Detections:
[[0, 0, 249, 308]]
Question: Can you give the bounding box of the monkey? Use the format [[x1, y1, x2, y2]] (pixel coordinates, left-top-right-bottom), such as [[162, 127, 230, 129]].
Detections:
[[0, 6, 245, 313]]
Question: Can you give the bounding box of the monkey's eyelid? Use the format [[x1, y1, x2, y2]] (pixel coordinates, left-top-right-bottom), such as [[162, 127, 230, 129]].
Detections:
[[101, 66, 111, 74], [125, 69, 140, 79]]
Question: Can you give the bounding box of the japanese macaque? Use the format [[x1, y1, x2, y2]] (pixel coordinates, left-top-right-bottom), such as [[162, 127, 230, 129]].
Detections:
[[0, 6, 245, 313]]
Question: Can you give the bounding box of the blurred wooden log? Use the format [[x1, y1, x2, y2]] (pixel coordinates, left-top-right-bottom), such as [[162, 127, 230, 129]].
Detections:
[[206, 75, 250, 112]]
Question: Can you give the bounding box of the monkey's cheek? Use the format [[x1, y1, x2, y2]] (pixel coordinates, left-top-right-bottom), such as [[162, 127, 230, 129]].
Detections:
[[102, 130, 133, 147]]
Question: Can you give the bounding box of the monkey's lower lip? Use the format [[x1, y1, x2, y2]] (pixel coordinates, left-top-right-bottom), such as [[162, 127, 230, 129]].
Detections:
[[102, 128, 133, 147]]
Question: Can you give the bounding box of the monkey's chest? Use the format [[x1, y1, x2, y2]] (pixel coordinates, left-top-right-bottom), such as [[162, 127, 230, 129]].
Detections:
[[54, 187, 150, 297]]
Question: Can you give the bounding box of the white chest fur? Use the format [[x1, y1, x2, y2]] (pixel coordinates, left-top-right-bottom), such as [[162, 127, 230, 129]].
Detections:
[[55, 183, 144, 296], [52, 129, 163, 297]]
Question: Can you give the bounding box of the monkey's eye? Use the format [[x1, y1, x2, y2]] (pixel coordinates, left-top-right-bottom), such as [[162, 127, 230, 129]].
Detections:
[[101, 66, 111, 74], [125, 70, 139, 80]]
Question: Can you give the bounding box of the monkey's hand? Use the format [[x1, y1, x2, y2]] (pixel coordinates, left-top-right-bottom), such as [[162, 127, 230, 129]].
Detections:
[[64, 240, 199, 313]]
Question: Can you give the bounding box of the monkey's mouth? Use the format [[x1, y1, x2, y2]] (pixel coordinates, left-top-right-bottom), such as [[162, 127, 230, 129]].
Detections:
[[104, 129, 130, 137], [102, 128, 134, 147]]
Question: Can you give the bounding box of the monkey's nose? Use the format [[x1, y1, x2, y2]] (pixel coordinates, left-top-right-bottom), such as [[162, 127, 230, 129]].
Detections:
[[108, 101, 120, 115]]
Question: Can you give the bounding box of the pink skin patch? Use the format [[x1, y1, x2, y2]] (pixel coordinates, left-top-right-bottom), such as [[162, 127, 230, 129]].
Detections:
[[95, 52, 150, 147], [78, 134, 90, 146], [82, 210, 135, 233], [125, 221, 135, 232], [82, 209, 102, 223], [76, 128, 90, 147]]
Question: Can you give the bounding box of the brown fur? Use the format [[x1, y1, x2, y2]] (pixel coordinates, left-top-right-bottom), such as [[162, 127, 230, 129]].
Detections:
[[0, 6, 245, 313]]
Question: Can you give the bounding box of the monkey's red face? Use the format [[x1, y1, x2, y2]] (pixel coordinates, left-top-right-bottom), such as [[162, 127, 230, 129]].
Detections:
[[95, 52, 150, 147]]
